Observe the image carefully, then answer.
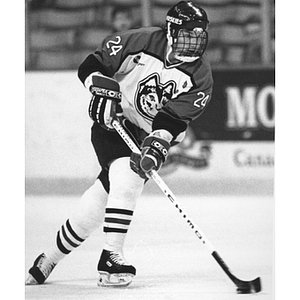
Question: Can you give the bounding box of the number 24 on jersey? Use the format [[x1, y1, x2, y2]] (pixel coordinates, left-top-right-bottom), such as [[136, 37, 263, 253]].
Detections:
[[194, 92, 209, 109], [106, 36, 123, 56]]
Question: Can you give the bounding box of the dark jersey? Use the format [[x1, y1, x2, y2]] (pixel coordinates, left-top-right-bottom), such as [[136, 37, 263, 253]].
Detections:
[[78, 27, 213, 138]]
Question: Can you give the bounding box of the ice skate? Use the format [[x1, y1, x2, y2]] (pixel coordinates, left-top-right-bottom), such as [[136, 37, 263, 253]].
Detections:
[[97, 249, 136, 287], [25, 253, 56, 285]]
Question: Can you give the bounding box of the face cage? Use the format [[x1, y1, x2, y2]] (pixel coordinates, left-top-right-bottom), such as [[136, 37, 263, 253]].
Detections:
[[170, 28, 208, 62]]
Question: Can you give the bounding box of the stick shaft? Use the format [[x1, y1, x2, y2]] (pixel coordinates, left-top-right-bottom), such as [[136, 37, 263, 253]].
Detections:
[[150, 170, 215, 251], [112, 120, 261, 291], [112, 120, 215, 252]]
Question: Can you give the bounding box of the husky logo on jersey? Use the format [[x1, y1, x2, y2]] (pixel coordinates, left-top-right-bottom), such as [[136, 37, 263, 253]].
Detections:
[[135, 73, 176, 121]]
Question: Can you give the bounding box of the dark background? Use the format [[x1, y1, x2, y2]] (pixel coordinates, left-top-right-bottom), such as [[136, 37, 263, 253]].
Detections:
[[190, 67, 275, 141]]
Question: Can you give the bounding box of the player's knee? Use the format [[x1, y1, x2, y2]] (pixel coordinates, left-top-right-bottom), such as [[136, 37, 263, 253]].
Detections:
[[71, 181, 108, 235], [108, 157, 144, 201]]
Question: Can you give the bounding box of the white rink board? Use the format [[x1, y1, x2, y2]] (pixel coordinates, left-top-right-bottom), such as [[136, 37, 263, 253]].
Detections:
[[198, 141, 274, 179], [26, 71, 274, 181], [25, 71, 97, 178]]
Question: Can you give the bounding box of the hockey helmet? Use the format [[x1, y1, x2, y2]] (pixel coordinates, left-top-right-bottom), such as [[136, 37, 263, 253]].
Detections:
[[166, 1, 209, 62]]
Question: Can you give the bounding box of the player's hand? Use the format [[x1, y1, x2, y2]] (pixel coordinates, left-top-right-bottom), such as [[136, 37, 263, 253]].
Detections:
[[130, 135, 170, 178], [88, 75, 123, 131], [130, 152, 148, 180]]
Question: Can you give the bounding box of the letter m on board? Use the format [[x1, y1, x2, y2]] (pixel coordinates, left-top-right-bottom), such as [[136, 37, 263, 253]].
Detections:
[[225, 86, 258, 129]]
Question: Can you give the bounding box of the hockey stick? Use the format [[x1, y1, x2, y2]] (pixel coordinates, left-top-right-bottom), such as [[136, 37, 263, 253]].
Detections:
[[112, 119, 261, 294]]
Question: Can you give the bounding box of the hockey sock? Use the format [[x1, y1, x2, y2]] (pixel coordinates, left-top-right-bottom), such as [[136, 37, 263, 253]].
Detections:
[[103, 157, 144, 252], [103, 208, 133, 251], [52, 219, 85, 261], [45, 180, 108, 264]]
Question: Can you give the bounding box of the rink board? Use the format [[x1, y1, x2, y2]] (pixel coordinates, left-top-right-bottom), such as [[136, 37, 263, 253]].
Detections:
[[25, 71, 274, 185]]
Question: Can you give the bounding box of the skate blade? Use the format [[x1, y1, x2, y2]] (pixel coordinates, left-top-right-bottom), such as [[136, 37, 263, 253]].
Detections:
[[97, 271, 134, 287], [25, 274, 38, 285]]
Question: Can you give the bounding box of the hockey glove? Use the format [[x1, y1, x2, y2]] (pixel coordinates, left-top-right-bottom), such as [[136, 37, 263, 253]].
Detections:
[[130, 135, 170, 179], [88, 75, 123, 131], [130, 152, 149, 180]]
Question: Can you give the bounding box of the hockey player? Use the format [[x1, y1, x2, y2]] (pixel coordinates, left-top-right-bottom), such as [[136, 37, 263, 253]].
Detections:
[[26, 1, 213, 287]]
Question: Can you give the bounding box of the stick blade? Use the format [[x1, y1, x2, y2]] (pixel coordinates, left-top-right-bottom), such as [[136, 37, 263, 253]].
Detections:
[[236, 277, 261, 294]]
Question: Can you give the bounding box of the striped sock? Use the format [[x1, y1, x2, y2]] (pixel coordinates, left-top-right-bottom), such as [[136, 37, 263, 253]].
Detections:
[[45, 219, 86, 264], [103, 208, 133, 234], [52, 219, 85, 260]]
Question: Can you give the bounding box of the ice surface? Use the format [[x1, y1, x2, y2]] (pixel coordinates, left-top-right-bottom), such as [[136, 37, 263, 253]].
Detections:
[[25, 194, 274, 300]]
